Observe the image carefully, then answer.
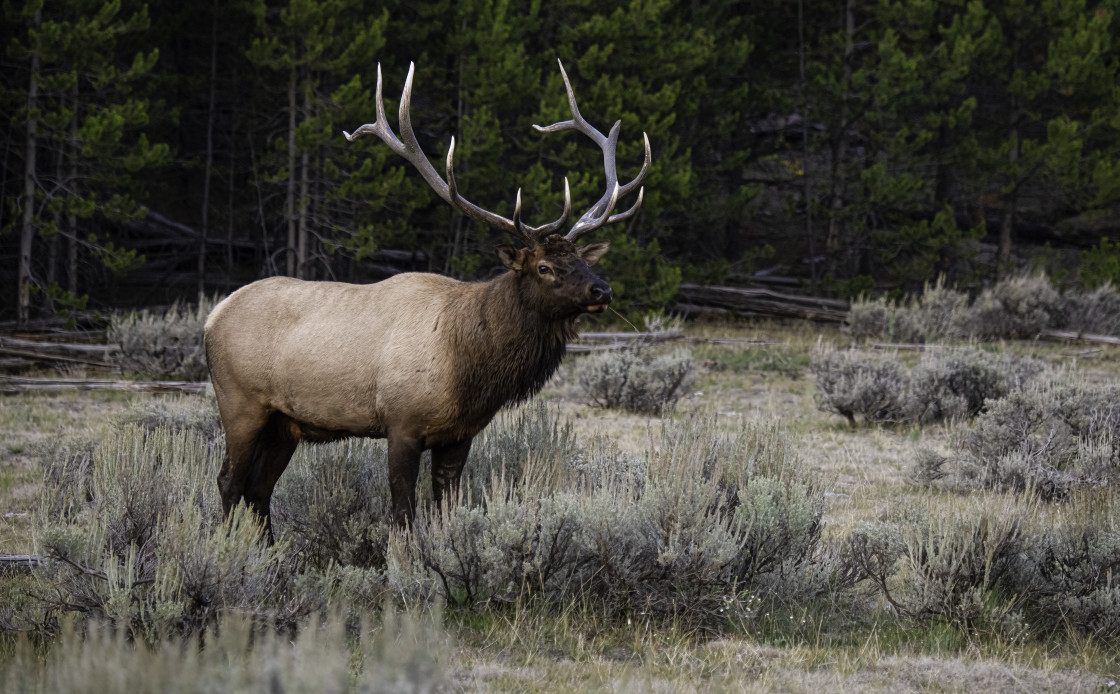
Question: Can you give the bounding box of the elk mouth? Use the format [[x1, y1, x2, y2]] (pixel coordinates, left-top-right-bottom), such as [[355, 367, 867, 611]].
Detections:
[[585, 304, 607, 314]]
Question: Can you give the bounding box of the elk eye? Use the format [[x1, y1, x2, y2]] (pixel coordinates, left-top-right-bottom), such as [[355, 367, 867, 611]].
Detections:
[[538, 265, 552, 275]]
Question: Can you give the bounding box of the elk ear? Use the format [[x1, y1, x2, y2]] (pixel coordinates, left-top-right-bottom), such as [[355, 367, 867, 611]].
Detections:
[[496, 245, 527, 271], [578, 241, 610, 266]]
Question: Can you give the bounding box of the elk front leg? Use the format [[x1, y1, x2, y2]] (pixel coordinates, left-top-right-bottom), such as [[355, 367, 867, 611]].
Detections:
[[387, 432, 424, 528], [431, 437, 473, 511]]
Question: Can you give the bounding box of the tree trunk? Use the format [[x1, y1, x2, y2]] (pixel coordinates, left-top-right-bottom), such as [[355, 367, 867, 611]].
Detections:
[[227, 112, 236, 275], [296, 76, 310, 279], [285, 70, 297, 277], [68, 82, 79, 297], [798, 0, 816, 291], [199, 0, 218, 295], [825, 0, 855, 277], [18, 9, 41, 326]]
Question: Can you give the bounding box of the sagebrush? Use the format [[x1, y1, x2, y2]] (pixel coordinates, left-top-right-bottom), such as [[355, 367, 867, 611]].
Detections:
[[846, 274, 1120, 342], [109, 298, 218, 380], [812, 344, 1035, 427], [575, 346, 694, 414]]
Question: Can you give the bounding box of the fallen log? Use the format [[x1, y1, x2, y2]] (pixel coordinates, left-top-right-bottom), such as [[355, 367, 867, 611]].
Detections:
[[0, 346, 114, 367], [577, 330, 684, 343], [0, 336, 116, 354], [0, 555, 42, 574], [677, 284, 849, 322], [569, 332, 782, 352], [672, 303, 730, 320], [1038, 329, 1120, 345], [0, 376, 208, 395], [0, 336, 117, 367]]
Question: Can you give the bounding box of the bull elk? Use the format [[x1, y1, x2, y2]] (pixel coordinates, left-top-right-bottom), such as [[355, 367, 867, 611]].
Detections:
[[204, 60, 650, 537]]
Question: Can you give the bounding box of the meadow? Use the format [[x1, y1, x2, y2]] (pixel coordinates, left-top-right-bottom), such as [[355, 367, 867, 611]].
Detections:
[[0, 312, 1118, 692]]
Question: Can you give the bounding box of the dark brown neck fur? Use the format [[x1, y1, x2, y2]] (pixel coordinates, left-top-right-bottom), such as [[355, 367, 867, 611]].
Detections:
[[446, 271, 575, 419]]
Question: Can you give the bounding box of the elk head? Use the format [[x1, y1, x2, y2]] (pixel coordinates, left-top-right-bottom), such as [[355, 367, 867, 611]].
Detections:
[[343, 59, 651, 315]]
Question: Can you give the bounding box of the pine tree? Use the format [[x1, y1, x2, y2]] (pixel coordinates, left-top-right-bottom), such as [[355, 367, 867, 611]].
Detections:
[[2, 0, 168, 323]]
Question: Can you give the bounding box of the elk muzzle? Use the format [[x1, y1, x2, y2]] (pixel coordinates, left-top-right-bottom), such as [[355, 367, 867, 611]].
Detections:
[[585, 281, 613, 313]]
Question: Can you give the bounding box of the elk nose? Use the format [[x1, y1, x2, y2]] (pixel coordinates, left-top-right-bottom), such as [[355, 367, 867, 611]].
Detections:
[[590, 285, 613, 304]]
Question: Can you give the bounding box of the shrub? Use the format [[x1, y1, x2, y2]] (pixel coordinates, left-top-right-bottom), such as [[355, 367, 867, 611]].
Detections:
[[575, 346, 694, 415], [846, 280, 971, 344], [920, 376, 1120, 498], [109, 297, 217, 380], [956, 274, 1061, 340], [908, 279, 971, 341], [32, 425, 284, 639], [843, 273, 1120, 342], [388, 415, 843, 625], [22, 394, 848, 636], [811, 345, 910, 427], [272, 438, 393, 570], [961, 380, 1120, 498], [907, 347, 1038, 423], [846, 494, 1028, 631], [845, 296, 913, 342], [1007, 489, 1120, 637], [1060, 283, 1120, 336], [112, 393, 222, 440], [813, 345, 1041, 428]]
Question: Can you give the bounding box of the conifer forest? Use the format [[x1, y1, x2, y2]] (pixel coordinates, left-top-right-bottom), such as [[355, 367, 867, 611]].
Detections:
[[4, 0, 1120, 324]]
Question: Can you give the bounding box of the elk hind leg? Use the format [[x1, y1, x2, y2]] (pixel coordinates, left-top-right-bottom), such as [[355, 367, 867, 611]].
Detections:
[[216, 403, 270, 518], [242, 413, 300, 543]]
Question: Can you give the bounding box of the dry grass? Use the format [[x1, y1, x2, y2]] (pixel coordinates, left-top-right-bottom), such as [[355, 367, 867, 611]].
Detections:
[[1, 319, 1118, 692]]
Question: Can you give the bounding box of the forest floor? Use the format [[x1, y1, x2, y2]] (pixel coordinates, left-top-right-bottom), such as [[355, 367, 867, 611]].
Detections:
[[1, 319, 1118, 692]]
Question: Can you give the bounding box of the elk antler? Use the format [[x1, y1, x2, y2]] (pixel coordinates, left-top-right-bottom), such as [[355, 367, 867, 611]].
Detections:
[[533, 59, 652, 242], [344, 61, 650, 247]]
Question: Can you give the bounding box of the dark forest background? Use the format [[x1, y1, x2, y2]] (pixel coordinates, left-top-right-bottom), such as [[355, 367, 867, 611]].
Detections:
[[4, 0, 1120, 325]]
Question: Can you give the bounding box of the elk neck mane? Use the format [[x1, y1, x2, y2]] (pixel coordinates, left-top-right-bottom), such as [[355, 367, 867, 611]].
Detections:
[[444, 269, 576, 412]]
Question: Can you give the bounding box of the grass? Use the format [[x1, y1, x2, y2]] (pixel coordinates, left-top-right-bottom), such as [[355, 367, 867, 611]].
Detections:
[[1, 320, 1118, 692]]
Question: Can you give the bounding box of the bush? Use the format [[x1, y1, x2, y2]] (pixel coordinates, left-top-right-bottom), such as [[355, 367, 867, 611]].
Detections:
[[1007, 489, 1120, 637], [109, 297, 217, 380], [956, 274, 1061, 340], [575, 347, 694, 415], [272, 438, 393, 570], [112, 393, 222, 440], [387, 415, 845, 625], [918, 376, 1120, 499], [846, 494, 1028, 631], [843, 273, 1120, 342], [811, 346, 910, 427], [845, 296, 915, 342], [32, 425, 284, 639], [907, 347, 1038, 423], [908, 280, 972, 341], [813, 345, 1040, 428], [846, 279, 971, 343], [1060, 283, 1120, 336], [19, 393, 852, 636]]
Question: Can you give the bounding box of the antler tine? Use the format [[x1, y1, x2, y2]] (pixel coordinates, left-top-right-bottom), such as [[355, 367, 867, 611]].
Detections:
[[518, 178, 572, 237], [345, 62, 634, 249], [533, 60, 652, 241], [343, 64, 402, 150]]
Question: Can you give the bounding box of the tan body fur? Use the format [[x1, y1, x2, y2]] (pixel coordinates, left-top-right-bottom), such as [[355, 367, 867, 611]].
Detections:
[[204, 237, 609, 534]]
